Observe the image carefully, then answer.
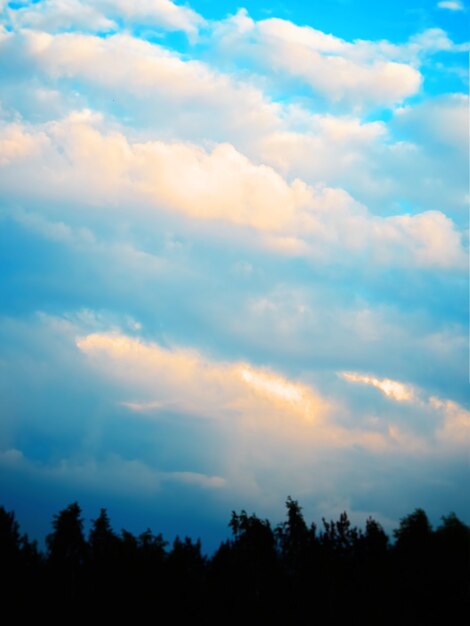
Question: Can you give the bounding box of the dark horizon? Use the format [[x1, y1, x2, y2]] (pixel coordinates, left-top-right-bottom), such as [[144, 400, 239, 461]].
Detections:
[[2, 497, 469, 622]]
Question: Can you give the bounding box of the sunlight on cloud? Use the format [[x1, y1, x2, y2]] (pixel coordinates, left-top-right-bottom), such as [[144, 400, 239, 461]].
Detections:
[[0, 114, 466, 269], [74, 331, 470, 456], [0, 123, 47, 165], [75, 332, 329, 431], [340, 370, 470, 450], [430, 397, 470, 446], [239, 366, 306, 406], [340, 372, 415, 402]]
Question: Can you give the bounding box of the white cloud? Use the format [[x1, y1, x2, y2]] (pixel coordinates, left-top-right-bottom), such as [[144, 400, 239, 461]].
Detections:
[[8, 0, 116, 33], [1, 25, 466, 223], [7, 0, 205, 37], [97, 0, 206, 37], [0, 113, 466, 269], [437, 1, 464, 10], [255, 97, 468, 220], [0, 122, 47, 164], [0, 111, 466, 268], [1, 28, 280, 144], [211, 10, 422, 107]]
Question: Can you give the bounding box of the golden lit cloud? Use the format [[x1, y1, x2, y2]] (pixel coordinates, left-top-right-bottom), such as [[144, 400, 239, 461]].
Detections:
[[340, 371, 415, 401], [0, 114, 465, 269], [76, 332, 329, 432]]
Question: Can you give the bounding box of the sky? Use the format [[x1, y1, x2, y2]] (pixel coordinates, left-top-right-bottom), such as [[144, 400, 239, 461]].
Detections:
[[0, 0, 468, 550]]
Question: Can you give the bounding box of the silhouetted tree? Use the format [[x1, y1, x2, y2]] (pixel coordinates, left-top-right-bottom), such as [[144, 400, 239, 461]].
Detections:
[[86, 508, 122, 608], [392, 508, 435, 624], [0, 506, 22, 563], [1, 498, 469, 625], [168, 536, 207, 618], [47, 502, 87, 567], [0, 506, 43, 610], [432, 512, 470, 620], [89, 508, 118, 560], [46, 502, 87, 608]]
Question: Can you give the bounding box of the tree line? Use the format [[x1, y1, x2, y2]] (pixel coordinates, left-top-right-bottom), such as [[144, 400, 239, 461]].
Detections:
[[1, 497, 468, 623]]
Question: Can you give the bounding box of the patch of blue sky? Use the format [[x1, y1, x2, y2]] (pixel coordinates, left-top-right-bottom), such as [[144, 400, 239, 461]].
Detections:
[[421, 51, 469, 94]]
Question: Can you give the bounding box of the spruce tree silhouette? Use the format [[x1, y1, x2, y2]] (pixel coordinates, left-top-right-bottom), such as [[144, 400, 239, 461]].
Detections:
[[47, 502, 86, 567], [87, 508, 121, 609], [392, 508, 434, 625], [46, 502, 87, 609], [89, 508, 120, 565], [1, 498, 469, 625], [0, 506, 22, 563]]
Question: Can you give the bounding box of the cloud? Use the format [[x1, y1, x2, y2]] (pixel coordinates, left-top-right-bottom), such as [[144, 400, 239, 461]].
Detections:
[[7, 0, 205, 37], [0, 447, 225, 494], [341, 370, 470, 450], [74, 330, 470, 457], [256, 97, 468, 221], [97, 0, 206, 37], [0, 27, 281, 144], [75, 332, 330, 433], [431, 397, 470, 447], [210, 9, 422, 107], [8, 0, 116, 33], [437, 1, 464, 10], [0, 122, 47, 164], [340, 372, 415, 402], [1, 22, 466, 224], [394, 93, 469, 155], [0, 113, 466, 269], [1, 312, 468, 546]]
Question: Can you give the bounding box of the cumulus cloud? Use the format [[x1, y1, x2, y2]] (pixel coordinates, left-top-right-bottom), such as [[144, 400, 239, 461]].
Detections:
[[97, 0, 206, 37], [0, 27, 281, 144], [1, 22, 466, 223], [7, 0, 205, 37], [7, 0, 116, 33], [210, 9, 421, 107], [0, 122, 47, 164], [0, 113, 466, 269], [255, 97, 468, 220]]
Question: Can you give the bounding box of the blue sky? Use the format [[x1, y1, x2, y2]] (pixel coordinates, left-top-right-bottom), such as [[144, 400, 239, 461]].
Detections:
[[0, 0, 468, 548]]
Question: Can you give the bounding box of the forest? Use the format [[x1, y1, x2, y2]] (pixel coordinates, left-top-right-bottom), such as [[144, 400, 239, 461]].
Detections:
[[1, 498, 468, 623]]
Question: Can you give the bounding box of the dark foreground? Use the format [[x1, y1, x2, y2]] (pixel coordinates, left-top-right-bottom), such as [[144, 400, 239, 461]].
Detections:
[[1, 498, 469, 624]]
